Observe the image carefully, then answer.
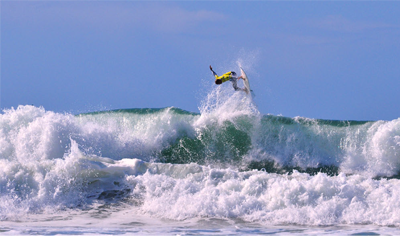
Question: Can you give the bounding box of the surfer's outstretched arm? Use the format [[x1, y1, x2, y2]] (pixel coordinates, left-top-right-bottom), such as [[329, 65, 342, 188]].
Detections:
[[209, 65, 217, 77]]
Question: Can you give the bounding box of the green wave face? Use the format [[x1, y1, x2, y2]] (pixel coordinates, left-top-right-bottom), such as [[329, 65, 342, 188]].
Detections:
[[77, 107, 399, 177], [3, 104, 400, 178]]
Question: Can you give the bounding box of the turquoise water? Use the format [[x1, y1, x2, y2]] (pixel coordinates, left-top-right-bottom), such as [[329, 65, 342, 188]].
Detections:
[[2, 88, 400, 235]]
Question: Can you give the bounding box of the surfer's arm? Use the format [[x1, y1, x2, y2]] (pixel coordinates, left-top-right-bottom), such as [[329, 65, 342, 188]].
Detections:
[[209, 65, 218, 77]]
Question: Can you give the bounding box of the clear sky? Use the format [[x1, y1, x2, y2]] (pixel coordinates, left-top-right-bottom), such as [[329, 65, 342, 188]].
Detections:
[[2, 1, 400, 121]]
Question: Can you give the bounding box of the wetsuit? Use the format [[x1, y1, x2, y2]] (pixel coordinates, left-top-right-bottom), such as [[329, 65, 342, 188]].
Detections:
[[211, 70, 241, 91]]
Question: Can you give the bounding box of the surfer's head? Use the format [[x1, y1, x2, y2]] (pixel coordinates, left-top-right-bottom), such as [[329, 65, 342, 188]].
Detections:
[[215, 79, 222, 85]]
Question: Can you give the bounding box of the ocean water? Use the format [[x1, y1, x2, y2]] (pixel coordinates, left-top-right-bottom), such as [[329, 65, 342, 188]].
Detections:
[[2, 87, 400, 235]]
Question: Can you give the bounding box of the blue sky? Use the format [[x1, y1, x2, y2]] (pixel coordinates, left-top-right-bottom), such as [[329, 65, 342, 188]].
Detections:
[[2, 1, 400, 120]]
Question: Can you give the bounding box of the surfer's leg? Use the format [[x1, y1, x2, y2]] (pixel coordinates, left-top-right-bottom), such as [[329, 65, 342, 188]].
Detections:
[[230, 77, 243, 91]]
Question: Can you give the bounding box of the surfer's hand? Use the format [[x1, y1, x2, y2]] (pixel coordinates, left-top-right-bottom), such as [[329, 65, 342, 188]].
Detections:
[[209, 65, 213, 71]]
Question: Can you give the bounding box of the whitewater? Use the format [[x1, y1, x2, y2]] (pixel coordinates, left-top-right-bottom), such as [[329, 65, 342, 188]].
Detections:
[[2, 86, 400, 235]]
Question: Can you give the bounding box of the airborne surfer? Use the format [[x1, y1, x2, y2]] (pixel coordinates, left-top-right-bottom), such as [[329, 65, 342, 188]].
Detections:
[[209, 65, 246, 92]]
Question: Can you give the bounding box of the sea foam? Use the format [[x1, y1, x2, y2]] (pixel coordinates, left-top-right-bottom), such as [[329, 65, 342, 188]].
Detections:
[[2, 93, 400, 227]]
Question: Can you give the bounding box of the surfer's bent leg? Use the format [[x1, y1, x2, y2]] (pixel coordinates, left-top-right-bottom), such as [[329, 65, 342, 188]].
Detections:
[[230, 77, 241, 91]]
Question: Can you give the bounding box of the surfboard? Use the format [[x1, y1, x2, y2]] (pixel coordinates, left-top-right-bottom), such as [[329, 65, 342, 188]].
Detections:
[[240, 67, 251, 95]]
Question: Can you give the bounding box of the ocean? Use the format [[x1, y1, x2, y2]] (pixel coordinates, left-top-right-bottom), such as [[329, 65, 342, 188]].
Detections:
[[2, 87, 400, 235]]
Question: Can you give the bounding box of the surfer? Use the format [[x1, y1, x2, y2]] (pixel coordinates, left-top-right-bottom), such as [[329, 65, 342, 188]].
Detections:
[[209, 65, 245, 92]]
